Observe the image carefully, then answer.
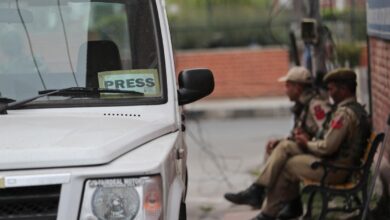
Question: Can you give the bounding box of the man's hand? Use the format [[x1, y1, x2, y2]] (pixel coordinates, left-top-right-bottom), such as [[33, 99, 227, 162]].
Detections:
[[293, 128, 310, 149], [295, 133, 309, 149], [266, 139, 280, 154]]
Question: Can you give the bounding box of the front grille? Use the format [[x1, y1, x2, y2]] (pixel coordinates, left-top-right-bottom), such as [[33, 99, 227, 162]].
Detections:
[[0, 185, 61, 220]]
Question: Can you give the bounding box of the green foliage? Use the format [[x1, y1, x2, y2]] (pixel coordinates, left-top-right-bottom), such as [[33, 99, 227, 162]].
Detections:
[[166, 0, 269, 7], [167, 1, 367, 50], [167, 0, 292, 49], [335, 42, 363, 68], [322, 8, 367, 41], [321, 8, 366, 21]]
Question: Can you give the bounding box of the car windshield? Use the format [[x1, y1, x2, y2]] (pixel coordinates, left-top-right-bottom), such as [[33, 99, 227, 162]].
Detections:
[[0, 0, 164, 106]]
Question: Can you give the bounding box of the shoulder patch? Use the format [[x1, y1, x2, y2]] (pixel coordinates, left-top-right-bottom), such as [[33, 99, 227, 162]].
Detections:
[[314, 104, 326, 120], [331, 116, 344, 129]]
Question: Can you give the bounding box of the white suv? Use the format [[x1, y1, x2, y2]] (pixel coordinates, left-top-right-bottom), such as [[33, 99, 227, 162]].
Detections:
[[0, 0, 214, 219]]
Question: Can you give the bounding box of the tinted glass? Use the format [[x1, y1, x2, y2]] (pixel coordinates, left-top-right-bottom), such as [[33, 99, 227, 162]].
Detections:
[[0, 0, 163, 105]]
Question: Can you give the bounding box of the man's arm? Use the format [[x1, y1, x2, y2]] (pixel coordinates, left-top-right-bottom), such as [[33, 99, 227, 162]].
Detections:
[[296, 108, 353, 156], [307, 108, 353, 156]]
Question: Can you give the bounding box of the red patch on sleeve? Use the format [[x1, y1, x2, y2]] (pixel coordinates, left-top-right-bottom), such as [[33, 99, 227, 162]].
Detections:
[[331, 117, 344, 129], [314, 105, 326, 120]]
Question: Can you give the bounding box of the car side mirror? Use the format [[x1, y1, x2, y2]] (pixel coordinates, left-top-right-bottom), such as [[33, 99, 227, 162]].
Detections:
[[178, 68, 214, 105]]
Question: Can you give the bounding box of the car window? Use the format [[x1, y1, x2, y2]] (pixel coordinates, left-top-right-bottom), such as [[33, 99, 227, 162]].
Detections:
[[0, 0, 163, 105]]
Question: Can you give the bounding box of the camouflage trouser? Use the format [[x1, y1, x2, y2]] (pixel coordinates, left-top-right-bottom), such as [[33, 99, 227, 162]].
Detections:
[[255, 140, 346, 216], [256, 140, 304, 187]]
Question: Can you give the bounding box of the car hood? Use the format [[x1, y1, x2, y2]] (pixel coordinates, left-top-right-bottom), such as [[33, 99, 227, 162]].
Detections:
[[0, 114, 176, 170]]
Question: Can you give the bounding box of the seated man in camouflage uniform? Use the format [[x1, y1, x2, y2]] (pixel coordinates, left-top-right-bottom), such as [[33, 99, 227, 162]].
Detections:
[[224, 66, 330, 218], [249, 69, 371, 220]]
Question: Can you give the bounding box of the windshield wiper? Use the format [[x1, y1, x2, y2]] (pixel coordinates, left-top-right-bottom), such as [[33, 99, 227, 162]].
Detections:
[[0, 87, 144, 115], [0, 97, 16, 104], [38, 87, 144, 96]]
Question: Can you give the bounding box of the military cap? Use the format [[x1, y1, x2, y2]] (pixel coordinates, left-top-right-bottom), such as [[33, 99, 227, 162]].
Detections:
[[323, 68, 356, 83], [278, 66, 312, 84]]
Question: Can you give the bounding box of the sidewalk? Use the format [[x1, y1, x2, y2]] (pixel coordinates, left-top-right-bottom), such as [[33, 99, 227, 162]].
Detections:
[[185, 96, 292, 220], [186, 197, 263, 220], [184, 97, 292, 119], [223, 210, 259, 220]]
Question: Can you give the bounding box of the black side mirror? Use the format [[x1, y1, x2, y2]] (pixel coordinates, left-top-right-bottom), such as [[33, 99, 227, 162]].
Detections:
[[178, 68, 214, 105]]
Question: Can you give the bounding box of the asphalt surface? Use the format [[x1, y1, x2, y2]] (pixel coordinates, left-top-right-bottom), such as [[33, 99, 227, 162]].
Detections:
[[185, 116, 291, 220]]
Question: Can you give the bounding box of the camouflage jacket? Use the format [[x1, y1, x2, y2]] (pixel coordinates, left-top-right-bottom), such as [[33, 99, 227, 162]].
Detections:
[[290, 89, 331, 140], [307, 97, 371, 165]]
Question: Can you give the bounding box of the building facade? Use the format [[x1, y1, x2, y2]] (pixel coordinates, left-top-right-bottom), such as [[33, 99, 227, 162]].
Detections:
[[367, 0, 390, 187]]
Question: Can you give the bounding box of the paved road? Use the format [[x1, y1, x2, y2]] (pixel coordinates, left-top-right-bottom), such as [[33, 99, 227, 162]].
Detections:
[[185, 116, 291, 220]]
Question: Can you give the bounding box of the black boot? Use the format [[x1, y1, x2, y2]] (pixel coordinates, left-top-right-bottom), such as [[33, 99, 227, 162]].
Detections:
[[277, 197, 303, 220], [251, 212, 276, 220], [224, 183, 265, 208]]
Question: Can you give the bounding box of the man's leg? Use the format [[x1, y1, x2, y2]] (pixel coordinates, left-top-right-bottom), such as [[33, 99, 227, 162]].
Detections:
[[255, 140, 303, 187], [224, 140, 303, 208], [255, 154, 347, 219], [252, 155, 320, 219], [262, 139, 280, 165]]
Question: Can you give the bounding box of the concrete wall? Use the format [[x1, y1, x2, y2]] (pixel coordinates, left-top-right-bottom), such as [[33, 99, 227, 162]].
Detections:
[[174, 48, 290, 99]]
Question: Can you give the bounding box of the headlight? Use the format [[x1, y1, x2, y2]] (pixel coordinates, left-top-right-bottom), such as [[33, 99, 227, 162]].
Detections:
[[79, 176, 162, 220]]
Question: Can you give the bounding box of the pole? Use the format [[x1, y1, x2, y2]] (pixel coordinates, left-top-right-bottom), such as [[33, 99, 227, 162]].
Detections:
[[293, 0, 304, 22], [310, 45, 317, 79], [362, 114, 390, 220], [289, 31, 300, 66], [350, 0, 356, 42], [308, 0, 327, 85], [308, 0, 320, 20]]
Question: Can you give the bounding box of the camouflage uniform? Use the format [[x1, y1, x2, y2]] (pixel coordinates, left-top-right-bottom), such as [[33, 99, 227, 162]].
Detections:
[[290, 89, 330, 141], [258, 70, 371, 217], [279, 66, 330, 140], [224, 66, 331, 211], [262, 69, 331, 163], [256, 89, 330, 186]]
